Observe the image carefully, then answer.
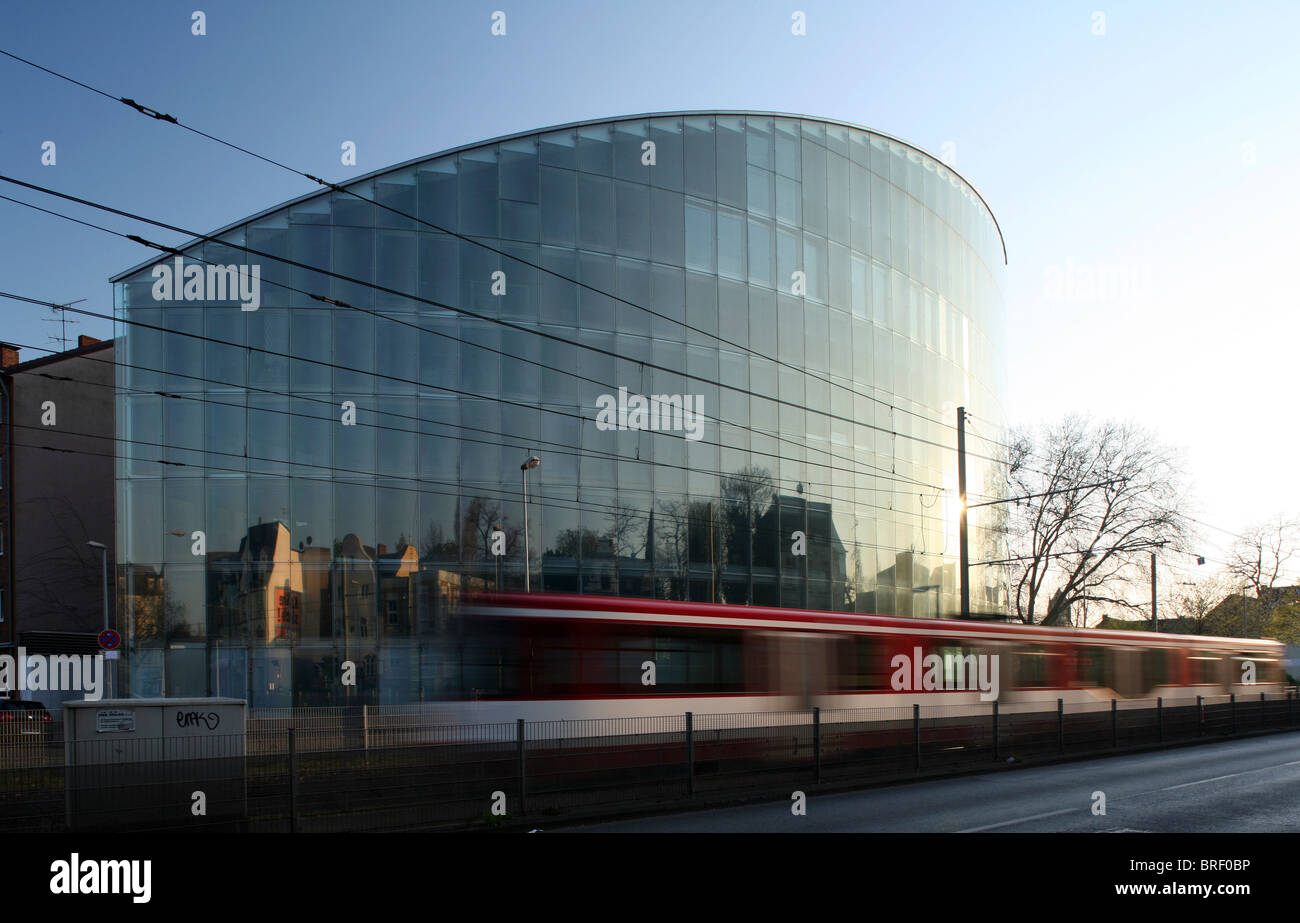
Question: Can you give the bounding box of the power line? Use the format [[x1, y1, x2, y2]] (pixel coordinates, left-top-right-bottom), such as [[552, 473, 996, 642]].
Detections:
[[0, 285, 950, 506], [0, 185, 967, 491], [0, 48, 1031, 467], [0, 48, 992, 442], [6, 421, 988, 567], [0, 330, 985, 530]]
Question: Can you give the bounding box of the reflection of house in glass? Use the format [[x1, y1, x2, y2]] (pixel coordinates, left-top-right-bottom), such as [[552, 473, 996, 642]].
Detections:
[[200, 522, 425, 705]]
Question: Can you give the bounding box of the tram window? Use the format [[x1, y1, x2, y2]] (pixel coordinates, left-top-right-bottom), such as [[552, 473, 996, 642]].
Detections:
[[1143, 648, 1170, 687], [835, 635, 891, 690], [1188, 652, 1222, 685], [1239, 653, 1281, 685], [1076, 647, 1106, 687], [653, 626, 745, 693], [538, 645, 579, 695], [461, 640, 523, 698], [580, 646, 619, 688], [1012, 645, 1053, 688]]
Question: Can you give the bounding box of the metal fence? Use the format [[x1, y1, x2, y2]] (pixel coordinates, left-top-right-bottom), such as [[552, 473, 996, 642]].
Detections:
[[1, 691, 1297, 832]]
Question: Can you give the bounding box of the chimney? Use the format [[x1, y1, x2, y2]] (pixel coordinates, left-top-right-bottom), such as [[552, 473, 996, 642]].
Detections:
[[0, 344, 19, 369], [378, 544, 388, 556], [77, 334, 101, 348]]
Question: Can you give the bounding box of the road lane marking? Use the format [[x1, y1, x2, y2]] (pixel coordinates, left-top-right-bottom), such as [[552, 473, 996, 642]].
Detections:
[[1160, 773, 1240, 791], [958, 807, 1079, 832], [960, 756, 1300, 833]]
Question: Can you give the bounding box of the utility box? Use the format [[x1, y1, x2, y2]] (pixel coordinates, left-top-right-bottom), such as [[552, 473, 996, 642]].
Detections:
[[63, 697, 247, 831]]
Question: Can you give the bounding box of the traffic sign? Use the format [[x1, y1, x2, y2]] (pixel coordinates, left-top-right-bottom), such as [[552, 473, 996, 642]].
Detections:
[[98, 628, 121, 651]]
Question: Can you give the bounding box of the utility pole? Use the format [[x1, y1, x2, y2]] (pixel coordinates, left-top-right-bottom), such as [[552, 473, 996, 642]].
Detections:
[[957, 407, 969, 619], [1151, 551, 1158, 632], [521, 455, 540, 592]]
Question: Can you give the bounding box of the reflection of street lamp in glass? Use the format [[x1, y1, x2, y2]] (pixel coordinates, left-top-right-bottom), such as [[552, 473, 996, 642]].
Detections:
[[521, 456, 540, 592], [87, 541, 110, 696]]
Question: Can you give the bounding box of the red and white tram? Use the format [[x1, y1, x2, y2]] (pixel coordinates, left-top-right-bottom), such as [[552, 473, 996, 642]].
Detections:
[[423, 593, 1285, 726]]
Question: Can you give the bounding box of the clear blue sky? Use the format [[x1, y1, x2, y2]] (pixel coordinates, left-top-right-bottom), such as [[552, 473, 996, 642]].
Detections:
[[2, 0, 1297, 582]]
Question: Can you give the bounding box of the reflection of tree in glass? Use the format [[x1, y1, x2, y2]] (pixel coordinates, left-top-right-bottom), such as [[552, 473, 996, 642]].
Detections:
[[653, 499, 691, 600], [547, 527, 604, 559], [720, 466, 776, 573], [419, 522, 458, 562], [458, 496, 520, 561]]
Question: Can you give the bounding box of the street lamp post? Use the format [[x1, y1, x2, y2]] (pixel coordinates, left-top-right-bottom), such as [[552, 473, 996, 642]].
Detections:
[[521, 456, 540, 592], [87, 541, 109, 697]]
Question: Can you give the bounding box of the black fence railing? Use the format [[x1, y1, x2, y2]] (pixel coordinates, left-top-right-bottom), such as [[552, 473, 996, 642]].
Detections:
[[1, 692, 1296, 833]]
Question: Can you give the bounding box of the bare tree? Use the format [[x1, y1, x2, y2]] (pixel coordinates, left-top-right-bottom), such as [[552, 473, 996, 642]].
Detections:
[[1166, 573, 1234, 634], [1225, 516, 1300, 627], [1004, 416, 1189, 625]]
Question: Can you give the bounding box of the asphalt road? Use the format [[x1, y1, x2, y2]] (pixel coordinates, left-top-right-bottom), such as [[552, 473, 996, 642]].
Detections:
[[565, 731, 1300, 832]]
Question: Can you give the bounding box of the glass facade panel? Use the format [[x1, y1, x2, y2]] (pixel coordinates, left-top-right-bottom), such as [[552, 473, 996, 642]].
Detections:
[[113, 113, 1006, 705]]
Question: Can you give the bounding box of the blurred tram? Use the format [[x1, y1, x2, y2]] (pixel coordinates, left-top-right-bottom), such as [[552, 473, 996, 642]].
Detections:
[[425, 592, 1285, 725]]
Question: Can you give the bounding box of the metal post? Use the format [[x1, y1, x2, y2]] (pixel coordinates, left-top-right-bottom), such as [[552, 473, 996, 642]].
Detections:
[[521, 455, 540, 592], [1057, 698, 1064, 754], [522, 470, 531, 592], [812, 707, 821, 784], [803, 488, 808, 610], [363, 703, 370, 751], [1150, 552, 1158, 632], [685, 712, 694, 797], [992, 700, 999, 761], [1157, 696, 1163, 742], [1290, 689, 1294, 726], [1230, 693, 1236, 735], [1197, 695, 1204, 736], [516, 718, 527, 815], [288, 727, 298, 834], [1261, 691, 1266, 728], [101, 546, 111, 697], [1111, 698, 1118, 748], [957, 407, 969, 618], [913, 703, 921, 769]]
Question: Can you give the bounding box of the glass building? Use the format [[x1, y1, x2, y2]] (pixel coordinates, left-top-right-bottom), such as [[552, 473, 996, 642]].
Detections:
[[111, 112, 1008, 706]]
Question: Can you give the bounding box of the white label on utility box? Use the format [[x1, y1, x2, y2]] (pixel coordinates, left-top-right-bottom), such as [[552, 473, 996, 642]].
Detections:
[[96, 709, 135, 733]]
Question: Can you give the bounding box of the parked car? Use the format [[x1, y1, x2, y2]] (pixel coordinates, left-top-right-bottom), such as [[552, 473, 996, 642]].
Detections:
[[0, 700, 54, 737]]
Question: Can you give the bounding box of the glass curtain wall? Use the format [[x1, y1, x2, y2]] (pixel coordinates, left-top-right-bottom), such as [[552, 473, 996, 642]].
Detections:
[[113, 113, 1008, 705]]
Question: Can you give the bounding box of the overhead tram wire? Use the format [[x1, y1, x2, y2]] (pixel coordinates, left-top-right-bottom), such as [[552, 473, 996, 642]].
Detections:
[[0, 329, 982, 529], [0, 287, 972, 526], [0, 185, 961, 493], [0, 287, 946, 509], [0, 48, 1016, 450], [0, 210, 944, 500], [5, 423, 989, 562], [0, 174, 992, 480]]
